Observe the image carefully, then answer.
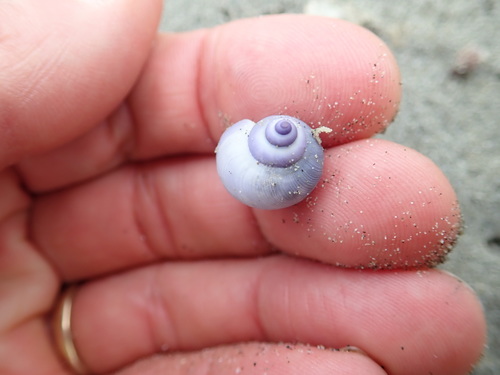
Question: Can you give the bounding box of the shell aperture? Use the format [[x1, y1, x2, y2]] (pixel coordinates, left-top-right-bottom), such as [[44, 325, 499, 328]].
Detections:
[[215, 115, 325, 210]]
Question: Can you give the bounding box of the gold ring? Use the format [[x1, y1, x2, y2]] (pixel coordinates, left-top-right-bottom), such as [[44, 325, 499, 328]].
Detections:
[[52, 285, 90, 375]]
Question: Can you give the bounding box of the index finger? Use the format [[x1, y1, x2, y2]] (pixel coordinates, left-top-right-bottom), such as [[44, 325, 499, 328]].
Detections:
[[19, 15, 401, 191], [131, 15, 401, 155]]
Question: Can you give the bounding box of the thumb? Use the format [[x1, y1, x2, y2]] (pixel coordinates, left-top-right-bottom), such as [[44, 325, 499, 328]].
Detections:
[[0, 0, 162, 169]]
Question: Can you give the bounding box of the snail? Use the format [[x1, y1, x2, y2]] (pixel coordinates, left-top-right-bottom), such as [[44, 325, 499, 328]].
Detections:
[[215, 115, 328, 210]]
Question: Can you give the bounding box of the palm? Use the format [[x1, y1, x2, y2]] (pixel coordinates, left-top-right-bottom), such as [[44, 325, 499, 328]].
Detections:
[[0, 4, 485, 375]]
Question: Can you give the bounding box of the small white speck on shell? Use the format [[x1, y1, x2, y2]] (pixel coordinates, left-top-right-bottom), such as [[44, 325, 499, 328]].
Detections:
[[312, 126, 332, 144]]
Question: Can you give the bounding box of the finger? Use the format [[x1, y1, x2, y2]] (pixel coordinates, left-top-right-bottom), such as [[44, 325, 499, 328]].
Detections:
[[19, 15, 401, 191], [0, 0, 162, 169], [32, 139, 459, 280], [0, 170, 58, 333], [0, 170, 62, 372], [131, 15, 401, 153], [0, 318, 66, 375], [33, 155, 271, 280], [68, 257, 485, 375], [115, 343, 386, 375], [257, 138, 462, 269]]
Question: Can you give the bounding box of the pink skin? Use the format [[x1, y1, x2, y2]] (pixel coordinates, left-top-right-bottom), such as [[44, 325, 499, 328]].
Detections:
[[71, 258, 484, 375], [0, 2, 485, 375]]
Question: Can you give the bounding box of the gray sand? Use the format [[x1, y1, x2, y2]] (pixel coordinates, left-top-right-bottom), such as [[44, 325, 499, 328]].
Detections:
[[160, 1, 499, 373]]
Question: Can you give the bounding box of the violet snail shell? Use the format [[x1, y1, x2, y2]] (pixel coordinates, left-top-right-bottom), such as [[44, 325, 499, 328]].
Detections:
[[215, 115, 325, 210]]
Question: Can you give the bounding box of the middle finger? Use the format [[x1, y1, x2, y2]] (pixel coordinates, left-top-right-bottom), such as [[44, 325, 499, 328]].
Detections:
[[32, 139, 459, 281]]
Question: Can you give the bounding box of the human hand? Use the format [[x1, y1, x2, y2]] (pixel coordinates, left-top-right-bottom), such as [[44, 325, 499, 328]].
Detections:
[[0, 1, 486, 375]]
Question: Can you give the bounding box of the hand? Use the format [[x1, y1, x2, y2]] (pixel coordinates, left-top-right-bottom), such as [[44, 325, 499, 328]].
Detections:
[[0, 1, 486, 375]]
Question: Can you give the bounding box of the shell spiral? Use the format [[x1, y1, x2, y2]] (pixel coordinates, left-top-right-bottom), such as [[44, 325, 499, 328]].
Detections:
[[215, 115, 324, 210]]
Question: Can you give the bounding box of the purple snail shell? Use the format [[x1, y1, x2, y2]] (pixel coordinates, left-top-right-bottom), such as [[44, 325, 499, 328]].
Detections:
[[215, 115, 325, 210]]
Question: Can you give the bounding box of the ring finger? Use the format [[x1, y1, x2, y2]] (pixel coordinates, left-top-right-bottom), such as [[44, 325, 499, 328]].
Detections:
[[64, 256, 485, 375]]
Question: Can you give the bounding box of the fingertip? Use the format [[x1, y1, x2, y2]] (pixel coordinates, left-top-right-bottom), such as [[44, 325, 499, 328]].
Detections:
[[115, 343, 387, 375], [256, 139, 461, 269], [392, 269, 487, 374], [257, 259, 486, 375], [439, 270, 487, 355], [202, 15, 401, 146], [130, 15, 401, 160]]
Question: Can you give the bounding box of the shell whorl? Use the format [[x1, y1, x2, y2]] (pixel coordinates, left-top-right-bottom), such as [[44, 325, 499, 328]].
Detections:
[[215, 115, 324, 210], [248, 118, 306, 167]]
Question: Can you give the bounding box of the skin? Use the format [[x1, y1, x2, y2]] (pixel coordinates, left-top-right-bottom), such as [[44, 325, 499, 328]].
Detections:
[[0, 1, 486, 375]]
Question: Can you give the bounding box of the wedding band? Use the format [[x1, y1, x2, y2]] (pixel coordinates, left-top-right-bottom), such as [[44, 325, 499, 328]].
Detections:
[[52, 285, 90, 375]]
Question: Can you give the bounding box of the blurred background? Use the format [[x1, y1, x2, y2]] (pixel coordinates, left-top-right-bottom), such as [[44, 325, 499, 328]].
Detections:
[[159, 1, 500, 373]]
